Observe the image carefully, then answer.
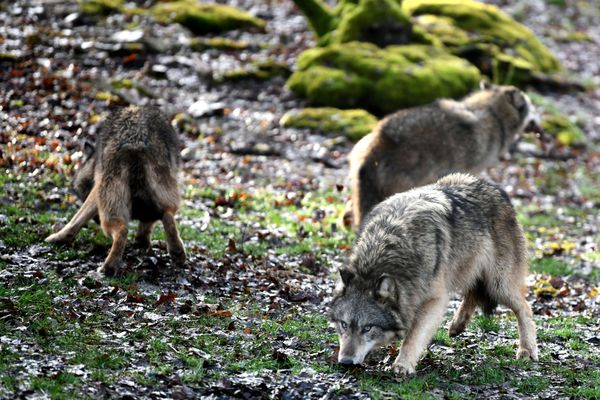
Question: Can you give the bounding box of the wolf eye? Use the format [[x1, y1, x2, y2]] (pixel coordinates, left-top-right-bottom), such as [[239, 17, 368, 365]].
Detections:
[[362, 325, 372, 333], [340, 321, 348, 329]]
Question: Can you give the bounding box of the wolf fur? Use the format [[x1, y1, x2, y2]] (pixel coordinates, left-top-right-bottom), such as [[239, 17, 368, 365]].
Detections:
[[329, 173, 538, 375], [45, 105, 186, 275], [348, 85, 540, 229]]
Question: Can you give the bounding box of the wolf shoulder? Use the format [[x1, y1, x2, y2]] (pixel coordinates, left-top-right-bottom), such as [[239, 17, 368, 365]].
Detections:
[[377, 99, 478, 145]]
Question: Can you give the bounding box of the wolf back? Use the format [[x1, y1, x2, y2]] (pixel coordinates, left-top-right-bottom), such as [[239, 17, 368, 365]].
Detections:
[[348, 85, 541, 229]]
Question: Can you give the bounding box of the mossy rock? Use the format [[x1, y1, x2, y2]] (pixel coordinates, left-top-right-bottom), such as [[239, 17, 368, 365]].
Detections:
[[528, 92, 587, 148], [297, 0, 433, 46], [191, 37, 250, 51], [222, 60, 290, 81], [152, 1, 266, 35], [541, 114, 587, 148], [403, 0, 561, 84], [280, 107, 377, 141], [80, 0, 123, 15], [411, 15, 469, 47], [324, 0, 414, 46], [287, 42, 481, 115]]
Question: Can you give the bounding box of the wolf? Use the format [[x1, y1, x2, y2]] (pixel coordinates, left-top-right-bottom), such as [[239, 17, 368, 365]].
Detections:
[[348, 84, 543, 229], [45, 105, 186, 275], [329, 173, 538, 375]]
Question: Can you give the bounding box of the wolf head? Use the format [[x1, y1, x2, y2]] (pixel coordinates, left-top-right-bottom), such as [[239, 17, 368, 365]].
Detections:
[[329, 269, 404, 365], [479, 83, 543, 137]]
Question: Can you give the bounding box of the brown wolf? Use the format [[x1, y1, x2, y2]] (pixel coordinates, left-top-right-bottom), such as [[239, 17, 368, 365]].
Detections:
[[46, 105, 186, 275], [348, 85, 542, 229], [330, 173, 538, 375]]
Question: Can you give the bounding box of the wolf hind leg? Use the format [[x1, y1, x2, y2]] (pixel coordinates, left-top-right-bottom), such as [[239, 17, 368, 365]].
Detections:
[[448, 291, 478, 337], [45, 186, 99, 243], [498, 284, 538, 361], [393, 292, 449, 375], [99, 218, 129, 276], [162, 208, 186, 265], [135, 221, 155, 250], [97, 175, 131, 276]]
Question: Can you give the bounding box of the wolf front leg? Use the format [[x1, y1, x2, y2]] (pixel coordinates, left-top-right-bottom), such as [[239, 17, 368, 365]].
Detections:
[[45, 186, 99, 243], [448, 290, 479, 337], [393, 293, 449, 375]]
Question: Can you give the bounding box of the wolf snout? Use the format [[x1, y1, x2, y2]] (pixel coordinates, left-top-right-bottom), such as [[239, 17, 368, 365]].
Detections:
[[524, 118, 544, 135], [338, 357, 356, 366]]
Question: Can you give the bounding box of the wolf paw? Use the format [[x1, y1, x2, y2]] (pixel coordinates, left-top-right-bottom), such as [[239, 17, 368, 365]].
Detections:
[[448, 322, 466, 337], [45, 232, 73, 244], [517, 346, 538, 362], [97, 261, 122, 277], [134, 238, 152, 251], [170, 249, 186, 266], [392, 361, 416, 376]]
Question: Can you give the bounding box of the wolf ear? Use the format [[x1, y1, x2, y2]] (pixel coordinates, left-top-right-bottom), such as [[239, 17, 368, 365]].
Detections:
[[83, 140, 95, 158], [333, 269, 354, 297], [479, 80, 493, 90], [375, 274, 396, 301], [505, 88, 525, 109], [340, 269, 355, 286]]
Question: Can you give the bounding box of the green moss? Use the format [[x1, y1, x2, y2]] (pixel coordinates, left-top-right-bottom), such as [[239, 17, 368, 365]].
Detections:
[[152, 1, 266, 35], [292, 0, 338, 37], [412, 15, 469, 47], [191, 37, 249, 51], [111, 79, 155, 98], [563, 31, 592, 42], [541, 114, 587, 147], [288, 42, 480, 114], [326, 0, 412, 46], [280, 107, 377, 141], [79, 0, 123, 15], [527, 92, 587, 148], [0, 53, 18, 62], [403, 0, 561, 84], [222, 59, 290, 81]]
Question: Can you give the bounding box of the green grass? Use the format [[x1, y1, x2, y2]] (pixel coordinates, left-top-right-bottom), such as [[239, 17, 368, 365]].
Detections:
[[29, 373, 81, 400], [530, 258, 573, 276], [153, 184, 355, 268], [2, 162, 600, 398], [473, 314, 500, 333]]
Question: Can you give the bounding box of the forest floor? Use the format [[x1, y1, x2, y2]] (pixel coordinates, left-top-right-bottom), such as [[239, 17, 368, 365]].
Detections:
[[0, 0, 599, 398]]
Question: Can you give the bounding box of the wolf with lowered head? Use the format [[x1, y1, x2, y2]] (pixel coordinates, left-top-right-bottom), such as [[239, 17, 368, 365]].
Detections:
[[329, 173, 538, 375], [348, 84, 542, 229], [46, 105, 186, 275]]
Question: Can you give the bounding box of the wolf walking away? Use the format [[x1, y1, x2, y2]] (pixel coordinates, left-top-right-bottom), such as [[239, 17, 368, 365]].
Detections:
[[329, 173, 538, 375], [46, 105, 186, 275], [348, 84, 543, 229]]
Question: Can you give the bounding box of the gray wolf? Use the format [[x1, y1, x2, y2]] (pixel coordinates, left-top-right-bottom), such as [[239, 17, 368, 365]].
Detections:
[[46, 105, 186, 275], [348, 84, 542, 229], [329, 173, 538, 375]]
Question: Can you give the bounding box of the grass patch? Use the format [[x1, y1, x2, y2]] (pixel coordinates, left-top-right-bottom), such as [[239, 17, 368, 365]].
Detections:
[[530, 258, 573, 276], [473, 314, 500, 333], [29, 373, 81, 399]]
